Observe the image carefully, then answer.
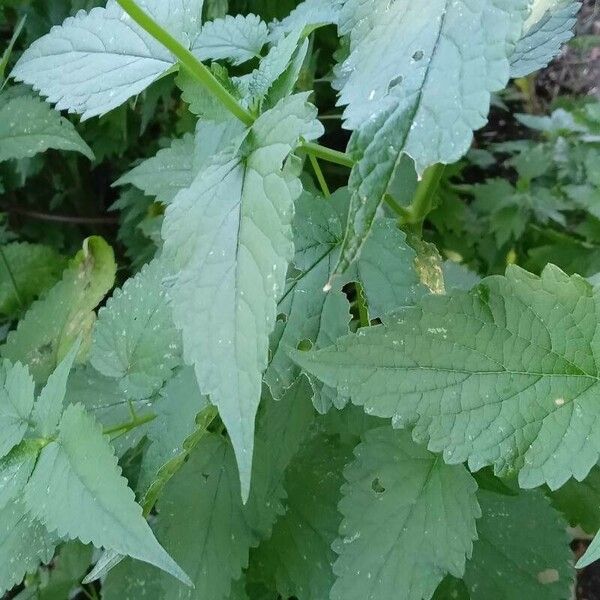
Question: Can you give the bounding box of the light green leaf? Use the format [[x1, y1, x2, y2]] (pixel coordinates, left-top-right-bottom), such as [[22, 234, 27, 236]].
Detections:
[[90, 260, 181, 400], [510, 1, 581, 77], [2, 237, 116, 383], [0, 242, 66, 318], [464, 489, 573, 599], [11, 0, 203, 120], [116, 119, 245, 204], [270, 0, 343, 41], [0, 501, 56, 595], [238, 28, 304, 106], [64, 366, 150, 456], [332, 0, 527, 275], [162, 93, 322, 499], [267, 190, 424, 399], [192, 14, 268, 65], [331, 426, 479, 600], [0, 441, 38, 509], [137, 366, 212, 504], [253, 434, 352, 600], [31, 341, 80, 438], [551, 466, 600, 534], [23, 403, 190, 585], [265, 190, 352, 399], [0, 360, 35, 458], [293, 264, 600, 491], [0, 88, 93, 162]]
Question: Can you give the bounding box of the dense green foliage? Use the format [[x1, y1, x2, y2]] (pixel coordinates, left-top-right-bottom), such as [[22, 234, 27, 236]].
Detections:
[[0, 0, 596, 598]]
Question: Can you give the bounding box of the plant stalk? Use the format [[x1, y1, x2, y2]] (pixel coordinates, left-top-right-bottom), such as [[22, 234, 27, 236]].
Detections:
[[116, 0, 255, 126], [399, 164, 445, 233], [115, 0, 355, 168]]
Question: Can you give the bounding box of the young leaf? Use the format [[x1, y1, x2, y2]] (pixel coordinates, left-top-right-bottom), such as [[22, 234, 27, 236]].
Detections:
[[31, 341, 80, 437], [237, 28, 304, 107], [331, 426, 479, 600], [11, 0, 201, 120], [252, 434, 353, 600], [267, 190, 425, 398], [331, 0, 528, 275], [0, 360, 35, 459], [23, 403, 191, 585], [510, 1, 581, 77], [2, 237, 116, 383], [270, 0, 343, 41], [0, 88, 94, 162], [0, 501, 56, 595], [293, 264, 600, 491], [0, 440, 38, 509], [192, 14, 269, 66], [463, 489, 573, 599], [90, 259, 182, 400], [116, 119, 245, 204], [162, 93, 323, 500], [0, 242, 66, 318]]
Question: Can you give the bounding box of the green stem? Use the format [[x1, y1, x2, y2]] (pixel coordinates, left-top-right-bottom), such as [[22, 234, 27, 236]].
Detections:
[[103, 412, 156, 437], [309, 154, 331, 197], [399, 164, 445, 234], [298, 142, 354, 168], [116, 0, 254, 126], [0, 245, 23, 308], [116, 0, 355, 170]]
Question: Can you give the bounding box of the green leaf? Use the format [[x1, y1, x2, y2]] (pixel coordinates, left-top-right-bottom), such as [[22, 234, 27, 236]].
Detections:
[[0, 88, 93, 162], [11, 0, 203, 120], [31, 341, 80, 437], [90, 259, 182, 400], [0, 441, 38, 509], [270, 0, 343, 41], [0, 501, 57, 595], [550, 465, 600, 534], [137, 366, 212, 504], [102, 557, 164, 600], [331, 426, 479, 600], [265, 190, 352, 399], [116, 119, 245, 204], [332, 0, 527, 275], [266, 190, 424, 399], [0, 360, 35, 458], [0, 242, 66, 318], [238, 28, 304, 106], [192, 14, 269, 65], [162, 93, 322, 500], [510, 1, 581, 77], [2, 237, 116, 383], [442, 261, 481, 292], [293, 264, 600, 491], [252, 433, 352, 600], [156, 379, 313, 599], [463, 489, 573, 599], [23, 403, 190, 585]]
